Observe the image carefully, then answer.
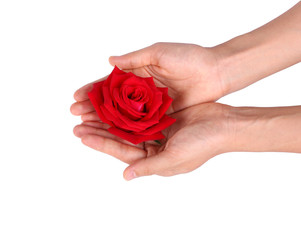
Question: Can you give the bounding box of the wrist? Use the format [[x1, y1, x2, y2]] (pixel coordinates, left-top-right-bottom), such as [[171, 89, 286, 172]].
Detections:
[[211, 33, 265, 96], [228, 106, 270, 152], [228, 106, 301, 153], [211, 2, 301, 97]]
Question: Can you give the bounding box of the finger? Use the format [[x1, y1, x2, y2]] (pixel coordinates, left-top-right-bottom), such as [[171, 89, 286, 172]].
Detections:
[[73, 124, 112, 138], [81, 121, 109, 129], [123, 151, 173, 181], [70, 100, 95, 116], [109, 44, 158, 70], [122, 67, 151, 78], [81, 111, 99, 122], [81, 134, 147, 164], [75, 124, 143, 148], [73, 76, 107, 102]]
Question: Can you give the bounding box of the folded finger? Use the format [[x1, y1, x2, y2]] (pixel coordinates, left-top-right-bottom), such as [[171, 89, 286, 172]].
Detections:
[[109, 44, 158, 70], [70, 100, 94, 116], [74, 124, 143, 149], [81, 121, 109, 129], [73, 76, 107, 102], [123, 151, 174, 180], [73, 124, 111, 138], [81, 111, 99, 122], [81, 134, 147, 164]]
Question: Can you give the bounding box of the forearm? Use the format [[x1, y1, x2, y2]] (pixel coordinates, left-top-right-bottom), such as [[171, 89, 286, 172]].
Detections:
[[213, 2, 301, 95], [229, 106, 301, 153]]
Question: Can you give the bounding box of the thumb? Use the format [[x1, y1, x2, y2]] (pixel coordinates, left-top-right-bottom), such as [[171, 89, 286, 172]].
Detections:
[[123, 151, 172, 181], [109, 44, 158, 70]]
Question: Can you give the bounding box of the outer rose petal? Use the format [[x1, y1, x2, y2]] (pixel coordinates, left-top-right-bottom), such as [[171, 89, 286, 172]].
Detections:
[[108, 127, 165, 145], [140, 76, 157, 91], [87, 81, 113, 126], [157, 87, 173, 118], [138, 115, 176, 135], [108, 67, 134, 93], [110, 65, 134, 78]]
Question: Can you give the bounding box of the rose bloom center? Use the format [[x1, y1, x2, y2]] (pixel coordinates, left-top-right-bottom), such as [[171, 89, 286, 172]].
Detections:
[[122, 86, 149, 112]]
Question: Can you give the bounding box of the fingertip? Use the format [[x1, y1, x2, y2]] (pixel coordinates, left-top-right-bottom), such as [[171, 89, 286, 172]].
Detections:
[[73, 84, 94, 102], [70, 102, 80, 116], [73, 91, 78, 101], [81, 134, 106, 150], [73, 90, 82, 102], [123, 166, 137, 181], [81, 134, 91, 145], [109, 56, 118, 66], [70, 103, 75, 115], [73, 125, 81, 137]]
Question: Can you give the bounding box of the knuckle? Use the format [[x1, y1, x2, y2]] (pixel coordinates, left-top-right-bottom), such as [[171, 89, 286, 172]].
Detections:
[[134, 162, 151, 178], [161, 169, 176, 177], [141, 165, 152, 176], [158, 166, 179, 177], [159, 164, 194, 177], [77, 102, 84, 112]]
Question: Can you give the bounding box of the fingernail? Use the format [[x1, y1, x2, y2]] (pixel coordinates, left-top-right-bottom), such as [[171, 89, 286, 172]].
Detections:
[[125, 170, 137, 181]]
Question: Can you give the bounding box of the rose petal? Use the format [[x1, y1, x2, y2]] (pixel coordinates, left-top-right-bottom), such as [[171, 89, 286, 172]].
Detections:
[[138, 114, 176, 135], [140, 76, 157, 91], [108, 127, 165, 144], [122, 77, 149, 88], [87, 82, 113, 126], [157, 87, 173, 118], [141, 91, 162, 121], [99, 104, 144, 131], [113, 88, 147, 120], [130, 100, 144, 112], [101, 86, 144, 131], [108, 67, 134, 93], [122, 86, 149, 112], [115, 109, 159, 131]]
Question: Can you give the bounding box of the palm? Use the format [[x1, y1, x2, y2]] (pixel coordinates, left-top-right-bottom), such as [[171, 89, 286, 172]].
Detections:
[[144, 103, 230, 175], [73, 103, 231, 177], [71, 43, 224, 121], [70, 43, 230, 179], [120, 43, 224, 113]]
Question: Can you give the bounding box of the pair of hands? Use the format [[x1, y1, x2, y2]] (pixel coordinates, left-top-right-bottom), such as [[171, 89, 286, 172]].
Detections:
[[72, 2, 301, 180], [71, 43, 235, 180]]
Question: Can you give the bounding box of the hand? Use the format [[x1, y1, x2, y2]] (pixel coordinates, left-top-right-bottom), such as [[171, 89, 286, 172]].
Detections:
[[70, 43, 227, 120], [73, 103, 234, 180]]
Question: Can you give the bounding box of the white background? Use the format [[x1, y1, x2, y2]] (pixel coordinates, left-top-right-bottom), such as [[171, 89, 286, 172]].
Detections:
[[0, 0, 300, 239]]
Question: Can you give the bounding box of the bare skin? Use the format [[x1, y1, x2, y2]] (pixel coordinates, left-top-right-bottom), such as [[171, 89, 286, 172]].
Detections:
[[73, 103, 301, 180], [71, 43, 224, 116], [73, 103, 233, 180], [71, 2, 301, 180]]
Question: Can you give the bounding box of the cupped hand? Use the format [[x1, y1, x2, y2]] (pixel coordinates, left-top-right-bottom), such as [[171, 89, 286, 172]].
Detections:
[[71, 43, 227, 119], [73, 103, 234, 180]]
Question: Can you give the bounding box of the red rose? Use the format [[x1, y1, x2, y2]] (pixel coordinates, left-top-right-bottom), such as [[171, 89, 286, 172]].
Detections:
[[87, 66, 176, 144]]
